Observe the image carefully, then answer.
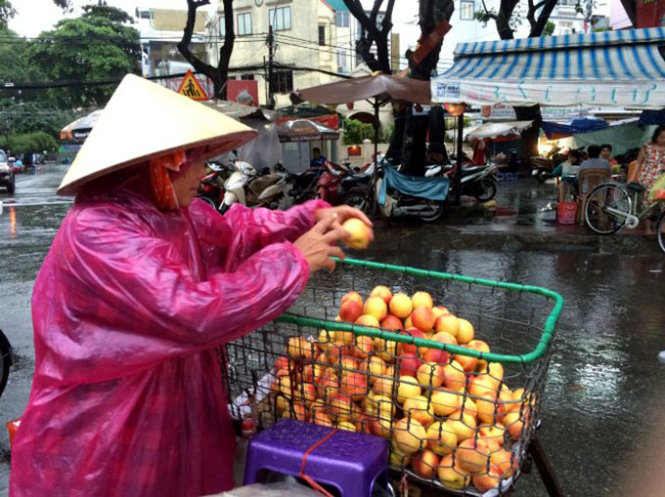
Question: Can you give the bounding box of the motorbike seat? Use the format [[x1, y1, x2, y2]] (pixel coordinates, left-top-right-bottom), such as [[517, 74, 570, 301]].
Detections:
[[461, 166, 486, 175], [250, 174, 282, 194]]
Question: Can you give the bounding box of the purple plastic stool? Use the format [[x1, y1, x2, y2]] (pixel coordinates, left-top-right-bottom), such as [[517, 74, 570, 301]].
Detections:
[[243, 419, 390, 497]]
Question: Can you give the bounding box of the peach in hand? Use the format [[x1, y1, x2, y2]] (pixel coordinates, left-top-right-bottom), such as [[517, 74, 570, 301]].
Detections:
[[342, 217, 371, 249]]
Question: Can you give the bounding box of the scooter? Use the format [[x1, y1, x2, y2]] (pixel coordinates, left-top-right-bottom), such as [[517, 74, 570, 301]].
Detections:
[[198, 161, 231, 210], [286, 168, 320, 205], [316, 160, 354, 205], [220, 161, 289, 214], [426, 162, 498, 202], [372, 160, 450, 222]]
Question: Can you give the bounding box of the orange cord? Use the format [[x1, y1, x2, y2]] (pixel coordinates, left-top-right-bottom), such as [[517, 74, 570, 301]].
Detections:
[[299, 428, 339, 497]]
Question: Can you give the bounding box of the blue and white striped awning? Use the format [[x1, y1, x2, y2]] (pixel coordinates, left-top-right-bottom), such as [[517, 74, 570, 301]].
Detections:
[[431, 28, 665, 108]]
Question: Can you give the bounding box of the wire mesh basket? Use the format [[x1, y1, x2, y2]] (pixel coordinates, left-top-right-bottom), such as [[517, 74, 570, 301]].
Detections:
[[224, 258, 563, 496]]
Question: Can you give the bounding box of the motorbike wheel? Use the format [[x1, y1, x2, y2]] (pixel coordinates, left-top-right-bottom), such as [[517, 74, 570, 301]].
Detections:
[[475, 179, 497, 202], [0, 329, 12, 398], [419, 201, 447, 223], [535, 169, 549, 183], [343, 187, 372, 215]]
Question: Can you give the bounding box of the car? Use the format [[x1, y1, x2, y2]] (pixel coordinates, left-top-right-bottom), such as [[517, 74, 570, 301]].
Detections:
[[0, 149, 16, 194], [11, 159, 24, 173]]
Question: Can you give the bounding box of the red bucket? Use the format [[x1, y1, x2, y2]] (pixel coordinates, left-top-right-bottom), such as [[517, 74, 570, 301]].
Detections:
[[557, 201, 578, 225]]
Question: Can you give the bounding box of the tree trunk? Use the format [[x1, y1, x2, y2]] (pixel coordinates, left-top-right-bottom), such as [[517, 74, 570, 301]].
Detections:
[[386, 105, 406, 164], [514, 105, 542, 173], [400, 0, 454, 175], [178, 0, 234, 99]]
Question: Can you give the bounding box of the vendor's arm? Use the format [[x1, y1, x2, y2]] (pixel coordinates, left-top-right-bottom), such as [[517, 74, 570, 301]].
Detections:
[[189, 198, 328, 255], [42, 206, 350, 383], [190, 200, 372, 270], [48, 208, 311, 381]]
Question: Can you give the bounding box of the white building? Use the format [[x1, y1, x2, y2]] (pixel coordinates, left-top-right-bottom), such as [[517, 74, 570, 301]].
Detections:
[[209, 0, 358, 107], [386, 0, 609, 72]]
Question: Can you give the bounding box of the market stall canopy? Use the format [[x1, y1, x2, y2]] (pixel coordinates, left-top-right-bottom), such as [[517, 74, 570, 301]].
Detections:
[[466, 121, 533, 141], [59, 110, 103, 142], [276, 119, 339, 142], [203, 100, 275, 121], [541, 117, 608, 139], [432, 27, 665, 108], [297, 74, 432, 105]]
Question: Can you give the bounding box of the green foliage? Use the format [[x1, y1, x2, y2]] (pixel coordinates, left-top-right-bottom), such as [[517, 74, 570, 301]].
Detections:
[[0, 131, 58, 155], [0, 0, 15, 30], [544, 21, 555, 36], [26, 5, 140, 108], [343, 118, 374, 145], [381, 122, 395, 143]]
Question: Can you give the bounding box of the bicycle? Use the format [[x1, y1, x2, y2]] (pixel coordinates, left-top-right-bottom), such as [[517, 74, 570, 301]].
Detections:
[[584, 180, 665, 253]]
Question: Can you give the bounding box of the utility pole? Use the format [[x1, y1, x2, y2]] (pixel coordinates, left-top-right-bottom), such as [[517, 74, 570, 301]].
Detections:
[[267, 25, 275, 110]]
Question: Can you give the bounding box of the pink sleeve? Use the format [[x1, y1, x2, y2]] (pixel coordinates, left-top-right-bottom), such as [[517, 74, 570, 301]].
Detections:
[[44, 208, 310, 382], [188, 198, 330, 269]]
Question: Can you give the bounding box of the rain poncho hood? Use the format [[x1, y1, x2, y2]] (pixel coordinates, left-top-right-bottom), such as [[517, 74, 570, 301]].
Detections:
[[10, 175, 328, 496]]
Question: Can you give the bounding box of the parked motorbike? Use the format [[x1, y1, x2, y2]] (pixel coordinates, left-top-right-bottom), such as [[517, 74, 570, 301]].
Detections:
[[426, 162, 498, 202], [198, 161, 231, 210], [221, 161, 289, 214], [378, 162, 449, 222], [285, 168, 320, 205], [316, 160, 354, 205]]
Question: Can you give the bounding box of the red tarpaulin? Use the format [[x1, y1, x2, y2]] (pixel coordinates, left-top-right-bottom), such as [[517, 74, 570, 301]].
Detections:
[[276, 114, 339, 130], [636, 0, 665, 27]]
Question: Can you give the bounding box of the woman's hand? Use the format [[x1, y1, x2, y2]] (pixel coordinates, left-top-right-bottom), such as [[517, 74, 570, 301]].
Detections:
[[293, 214, 348, 273], [315, 205, 374, 243]]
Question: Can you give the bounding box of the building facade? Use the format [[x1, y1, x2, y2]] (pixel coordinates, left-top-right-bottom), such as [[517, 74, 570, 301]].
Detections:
[[210, 0, 358, 107]]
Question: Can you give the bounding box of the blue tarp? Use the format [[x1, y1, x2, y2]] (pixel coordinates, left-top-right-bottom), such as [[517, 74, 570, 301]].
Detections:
[[378, 165, 450, 206], [541, 118, 609, 139]]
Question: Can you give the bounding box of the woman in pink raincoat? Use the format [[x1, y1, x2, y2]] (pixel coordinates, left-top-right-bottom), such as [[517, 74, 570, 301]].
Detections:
[[9, 75, 372, 497]]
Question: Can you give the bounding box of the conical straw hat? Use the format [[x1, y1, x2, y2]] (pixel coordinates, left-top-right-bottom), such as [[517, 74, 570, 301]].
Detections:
[[58, 74, 257, 195]]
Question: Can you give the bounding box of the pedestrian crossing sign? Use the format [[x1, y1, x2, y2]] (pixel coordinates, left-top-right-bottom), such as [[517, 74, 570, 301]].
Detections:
[[176, 70, 208, 101]]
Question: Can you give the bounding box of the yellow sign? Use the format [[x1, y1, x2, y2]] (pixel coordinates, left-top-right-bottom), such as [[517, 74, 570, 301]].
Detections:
[[176, 70, 208, 101]]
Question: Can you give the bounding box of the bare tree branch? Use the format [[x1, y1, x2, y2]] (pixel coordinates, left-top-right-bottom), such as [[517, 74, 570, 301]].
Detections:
[[177, 0, 234, 98], [528, 0, 558, 37]]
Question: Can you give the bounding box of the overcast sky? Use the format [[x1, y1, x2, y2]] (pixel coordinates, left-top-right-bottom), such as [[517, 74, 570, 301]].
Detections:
[[9, 0, 190, 37], [9, 0, 419, 40]]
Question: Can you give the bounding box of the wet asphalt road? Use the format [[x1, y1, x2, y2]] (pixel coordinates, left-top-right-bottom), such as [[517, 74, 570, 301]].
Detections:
[[0, 165, 664, 496]]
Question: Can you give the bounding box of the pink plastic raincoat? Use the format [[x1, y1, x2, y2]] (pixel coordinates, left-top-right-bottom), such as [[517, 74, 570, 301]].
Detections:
[[10, 179, 327, 497]]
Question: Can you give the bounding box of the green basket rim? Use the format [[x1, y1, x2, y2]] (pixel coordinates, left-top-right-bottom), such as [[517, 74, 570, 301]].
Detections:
[[276, 257, 563, 365]]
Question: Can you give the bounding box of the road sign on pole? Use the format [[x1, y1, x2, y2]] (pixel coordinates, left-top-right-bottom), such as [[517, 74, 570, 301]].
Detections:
[[176, 70, 208, 101]]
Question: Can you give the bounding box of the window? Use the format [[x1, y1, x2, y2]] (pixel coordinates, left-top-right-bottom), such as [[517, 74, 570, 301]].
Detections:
[[219, 17, 226, 37], [271, 69, 293, 94], [318, 25, 326, 46], [241, 74, 255, 80], [337, 50, 348, 72], [237, 12, 252, 36], [335, 11, 349, 27], [460, 1, 474, 20], [269, 7, 291, 31]]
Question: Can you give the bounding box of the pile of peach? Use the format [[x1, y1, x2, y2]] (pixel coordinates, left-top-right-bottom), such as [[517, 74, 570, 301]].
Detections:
[[269, 286, 535, 493]]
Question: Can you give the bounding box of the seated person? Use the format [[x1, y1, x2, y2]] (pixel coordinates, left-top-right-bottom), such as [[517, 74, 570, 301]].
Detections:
[[600, 143, 621, 173], [557, 150, 582, 201], [578, 145, 611, 175], [310, 147, 327, 173]]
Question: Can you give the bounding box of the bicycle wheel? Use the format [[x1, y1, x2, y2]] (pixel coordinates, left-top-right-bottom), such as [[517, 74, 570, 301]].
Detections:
[[657, 210, 665, 254], [584, 183, 631, 235]]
